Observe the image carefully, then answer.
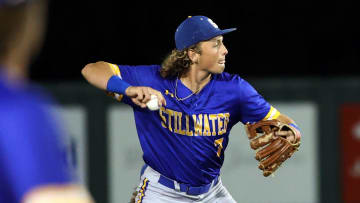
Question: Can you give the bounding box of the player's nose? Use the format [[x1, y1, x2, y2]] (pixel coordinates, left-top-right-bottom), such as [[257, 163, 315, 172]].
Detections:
[[222, 44, 228, 56]]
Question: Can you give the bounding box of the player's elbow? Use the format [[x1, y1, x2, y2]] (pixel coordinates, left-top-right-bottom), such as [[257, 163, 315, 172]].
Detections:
[[81, 61, 108, 78], [81, 61, 113, 90], [81, 62, 100, 81], [81, 63, 95, 79]]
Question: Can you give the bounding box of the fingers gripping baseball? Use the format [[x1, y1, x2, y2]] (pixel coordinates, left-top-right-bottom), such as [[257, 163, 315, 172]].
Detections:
[[147, 88, 167, 107], [125, 86, 166, 109]]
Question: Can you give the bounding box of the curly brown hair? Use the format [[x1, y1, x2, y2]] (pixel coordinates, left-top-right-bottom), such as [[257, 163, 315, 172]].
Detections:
[[160, 44, 201, 78]]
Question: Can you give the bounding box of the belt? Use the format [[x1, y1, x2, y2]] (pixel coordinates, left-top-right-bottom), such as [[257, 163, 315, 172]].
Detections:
[[141, 164, 219, 196]]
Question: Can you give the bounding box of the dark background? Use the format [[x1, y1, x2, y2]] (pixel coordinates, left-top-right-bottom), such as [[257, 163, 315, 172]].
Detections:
[[30, 0, 360, 82]]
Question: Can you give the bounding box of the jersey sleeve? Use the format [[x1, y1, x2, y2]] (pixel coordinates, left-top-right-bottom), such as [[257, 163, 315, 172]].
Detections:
[[235, 77, 280, 124], [105, 63, 161, 105], [0, 99, 75, 202]]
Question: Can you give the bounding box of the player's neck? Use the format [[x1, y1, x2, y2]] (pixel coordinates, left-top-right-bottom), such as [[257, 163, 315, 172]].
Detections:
[[1, 54, 29, 84], [180, 68, 211, 93]]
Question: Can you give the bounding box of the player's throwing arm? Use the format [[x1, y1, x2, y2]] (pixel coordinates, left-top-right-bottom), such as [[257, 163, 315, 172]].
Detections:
[[81, 61, 166, 109]]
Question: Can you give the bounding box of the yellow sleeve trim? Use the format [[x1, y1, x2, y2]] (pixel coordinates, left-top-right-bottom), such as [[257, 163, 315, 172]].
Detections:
[[107, 63, 121, 77], [105, 63, 124, 102], [273, 110, 280, 119], [114, 93, 123, 102], [106, 91, 124, 102], [263, 106, 280, 120], [263, 106, 274, 120]]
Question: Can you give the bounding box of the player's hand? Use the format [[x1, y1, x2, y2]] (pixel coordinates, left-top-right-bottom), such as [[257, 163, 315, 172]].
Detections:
[[275, 131, 295, 142], [275, 128, 301, 143], [125, 86, 166, 108]]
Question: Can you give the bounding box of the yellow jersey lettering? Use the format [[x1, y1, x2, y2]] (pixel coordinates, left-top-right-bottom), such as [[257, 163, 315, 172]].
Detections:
[[193, 114, 203, 136], [185, 115, 193, 136], [159, 107, 230, 137], [174, 111, 186, 135], [173, 111, 179, 133], [209, 114, 217, 136], [218, 113, 224, 135], [223, 113, 230, 134], [159, 107, 167, 128], [166, 109, 174, 132], [203, 114, 212, 136]]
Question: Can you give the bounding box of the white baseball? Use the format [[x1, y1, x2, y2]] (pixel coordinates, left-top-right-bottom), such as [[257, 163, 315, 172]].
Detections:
[[146, 95, 159, 111]]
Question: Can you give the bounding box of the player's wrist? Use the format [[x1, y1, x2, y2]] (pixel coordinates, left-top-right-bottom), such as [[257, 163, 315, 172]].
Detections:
[[124, 86, 132, 96], [106, 75, 130, 95]]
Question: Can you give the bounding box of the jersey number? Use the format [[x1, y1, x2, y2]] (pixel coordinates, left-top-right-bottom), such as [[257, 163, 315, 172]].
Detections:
[[214, 138, 224, 157]]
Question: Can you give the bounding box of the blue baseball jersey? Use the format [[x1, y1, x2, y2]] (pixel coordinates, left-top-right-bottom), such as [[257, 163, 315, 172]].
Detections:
[[108, 63, 280, 186], [0, 69, 75, 203]]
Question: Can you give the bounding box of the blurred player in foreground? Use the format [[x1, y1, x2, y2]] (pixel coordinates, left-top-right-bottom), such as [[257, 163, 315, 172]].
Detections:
[[82, 16, 301, 202], [0, 0, 94, 202]]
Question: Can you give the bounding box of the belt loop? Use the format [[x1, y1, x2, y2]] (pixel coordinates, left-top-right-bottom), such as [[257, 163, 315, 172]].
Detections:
[[174, 180, 181, 191], [140, 164, 148, 179], [210, 175, 219, 189], [214, 175, 219, 185]]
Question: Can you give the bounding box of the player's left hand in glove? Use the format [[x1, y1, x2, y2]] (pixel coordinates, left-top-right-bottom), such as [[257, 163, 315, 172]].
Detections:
[[244, 119, 301, 177]]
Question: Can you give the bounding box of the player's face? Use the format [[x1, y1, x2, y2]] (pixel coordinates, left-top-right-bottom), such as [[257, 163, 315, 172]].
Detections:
[[197, 36, 228, 74]]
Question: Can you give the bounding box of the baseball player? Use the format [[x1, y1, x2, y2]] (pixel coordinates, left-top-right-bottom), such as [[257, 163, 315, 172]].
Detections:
[[82, 15, 301, 202], [0, 0, 94, 202]]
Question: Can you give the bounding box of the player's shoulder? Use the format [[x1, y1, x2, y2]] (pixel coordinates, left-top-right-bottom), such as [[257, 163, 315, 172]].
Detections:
[[143, 64, 162, 76], [213, 72, 247, 86], [119, 64, 161, 74], [119, 64, 162, 79], [213, 72, 257, 96], [139, 64, 162, 75]]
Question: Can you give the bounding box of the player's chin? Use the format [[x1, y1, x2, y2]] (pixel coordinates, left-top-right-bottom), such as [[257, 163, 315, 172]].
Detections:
[[212, 64, 225, 74]]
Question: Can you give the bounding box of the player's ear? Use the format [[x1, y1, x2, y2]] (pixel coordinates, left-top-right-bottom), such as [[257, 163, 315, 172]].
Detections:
[[188, 48, 200, 64]]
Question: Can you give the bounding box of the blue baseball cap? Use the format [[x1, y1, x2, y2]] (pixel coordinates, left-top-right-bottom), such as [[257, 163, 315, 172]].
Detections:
[[175, 16, 236, 50]]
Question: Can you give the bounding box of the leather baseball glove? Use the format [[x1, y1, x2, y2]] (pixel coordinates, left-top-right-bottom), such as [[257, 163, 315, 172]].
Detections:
[[245, 120, 301, 177]]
